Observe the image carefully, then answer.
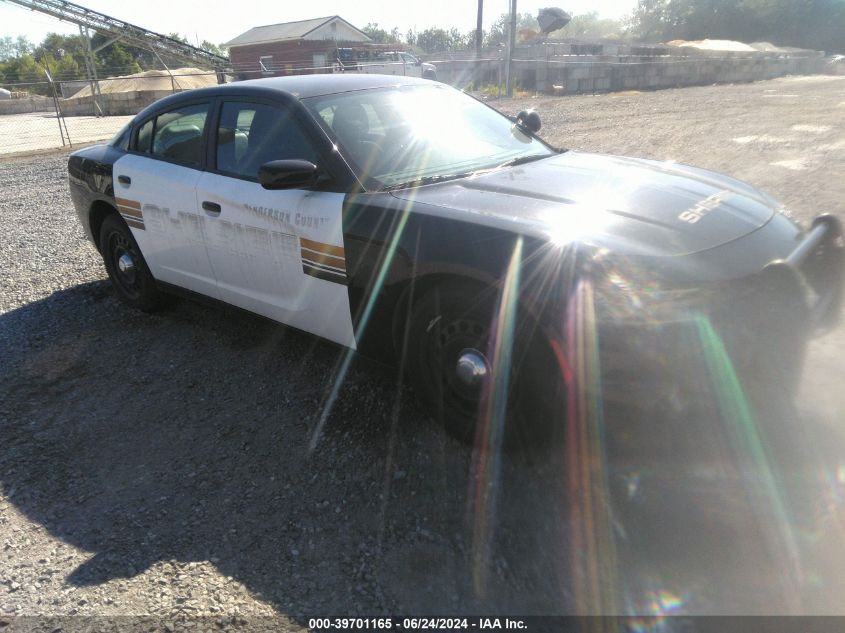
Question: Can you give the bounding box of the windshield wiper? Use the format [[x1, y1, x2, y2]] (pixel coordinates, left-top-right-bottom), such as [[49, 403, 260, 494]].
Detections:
[[380, 154, 553, 192], [495, 153, 553, 169], [380, 172, 475, 192]]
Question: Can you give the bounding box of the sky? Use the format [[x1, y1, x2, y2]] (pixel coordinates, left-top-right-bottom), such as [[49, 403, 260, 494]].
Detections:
[[0, 0, 637, 47]]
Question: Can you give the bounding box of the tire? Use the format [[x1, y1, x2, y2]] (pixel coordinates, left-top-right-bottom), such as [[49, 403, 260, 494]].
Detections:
[[406, 281, 563, 445], [422, 70, 437, 81], [99, 213, 167, 312]]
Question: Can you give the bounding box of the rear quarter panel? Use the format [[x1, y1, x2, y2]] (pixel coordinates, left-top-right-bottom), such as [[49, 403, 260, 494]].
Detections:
[[67, 144, 126, 245]]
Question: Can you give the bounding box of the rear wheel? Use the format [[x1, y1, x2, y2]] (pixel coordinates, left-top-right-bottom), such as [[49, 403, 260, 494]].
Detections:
[[99, 214, 167, 312], [406, 281, 563, 445]]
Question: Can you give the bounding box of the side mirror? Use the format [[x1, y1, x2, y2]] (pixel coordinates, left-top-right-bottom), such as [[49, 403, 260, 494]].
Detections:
[[516, 110, 541, 133], [258, 159, 321, 190]]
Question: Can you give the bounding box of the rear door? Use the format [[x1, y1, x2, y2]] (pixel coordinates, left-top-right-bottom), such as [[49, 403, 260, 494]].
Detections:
[[195, 98, 356, 348], [113, 101, 220, 299]]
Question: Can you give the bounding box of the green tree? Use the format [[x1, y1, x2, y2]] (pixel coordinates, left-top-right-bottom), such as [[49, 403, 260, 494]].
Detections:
[[101, 45, 142, 76], [34, 33, 88, 80], [629, 0, 670, 41], [0, 35, 34, 61], [53, 53, 82, 80], [414, 27, 474, 53], [0, 36, 16, 61], [199, 40, 227, 57], [1, 53, 47, 92], [630, 0, 845, 52], [362, 23, 402, 44], [15, 35, 34, 57], [485, 13, 539, 48], [551, 12, 625, 39]]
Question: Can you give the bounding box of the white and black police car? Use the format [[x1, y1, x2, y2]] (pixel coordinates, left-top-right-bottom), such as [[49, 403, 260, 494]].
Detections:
[[68, 74, 843, 442]]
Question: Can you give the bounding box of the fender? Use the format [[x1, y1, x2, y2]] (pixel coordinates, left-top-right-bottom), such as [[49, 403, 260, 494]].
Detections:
[[342, 191, 567, 358]]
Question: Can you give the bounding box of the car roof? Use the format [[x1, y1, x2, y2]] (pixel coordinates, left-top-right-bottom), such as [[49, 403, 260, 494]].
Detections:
[[240, 73, 430, 98], [133, 74, 435, 123]]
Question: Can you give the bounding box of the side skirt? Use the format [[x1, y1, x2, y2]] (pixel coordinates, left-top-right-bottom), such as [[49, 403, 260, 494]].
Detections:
[[154, 280, 377, 359]]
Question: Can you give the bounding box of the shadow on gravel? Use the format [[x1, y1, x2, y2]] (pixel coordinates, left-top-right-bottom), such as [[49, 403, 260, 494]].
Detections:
[[0, 282, 575, 617], [3, 283, 845, 617]]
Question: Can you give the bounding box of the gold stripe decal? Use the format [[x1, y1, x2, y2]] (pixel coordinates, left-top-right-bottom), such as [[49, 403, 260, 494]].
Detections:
[[115, 197, 141, 210], [124, 217, 145, 231], [115, 197, 144, 230], [299, 237, 346, 285], [300, 237, 344, 258], [302, 263, 347, 285], [119, 207, 143, 219], [301, 249, 346, 271]]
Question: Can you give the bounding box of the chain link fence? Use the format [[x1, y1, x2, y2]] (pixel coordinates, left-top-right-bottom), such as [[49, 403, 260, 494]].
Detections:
[[0, 70, 224, 156], [2, 47, 832, 156]]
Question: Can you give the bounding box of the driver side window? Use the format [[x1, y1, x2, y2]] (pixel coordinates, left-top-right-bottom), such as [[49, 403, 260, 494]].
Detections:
[[216, 101, 318, 180]]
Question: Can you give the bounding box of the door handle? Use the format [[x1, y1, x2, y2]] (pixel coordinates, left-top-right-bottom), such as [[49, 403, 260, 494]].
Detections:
[[117, 175, 131, 186], [202, 201, 221, 215]]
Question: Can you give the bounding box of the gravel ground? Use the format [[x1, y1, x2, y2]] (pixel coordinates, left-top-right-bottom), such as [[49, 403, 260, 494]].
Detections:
[[2, 75, 845, 625]]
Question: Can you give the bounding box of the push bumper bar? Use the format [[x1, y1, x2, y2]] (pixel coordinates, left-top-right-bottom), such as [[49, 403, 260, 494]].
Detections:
[[762, 214, 844, 333]]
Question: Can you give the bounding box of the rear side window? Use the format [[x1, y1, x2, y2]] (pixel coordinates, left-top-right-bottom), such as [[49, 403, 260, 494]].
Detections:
[[216, 101, 318, 180], [152, 103, 209, 166], [133, 103, 210, 167]]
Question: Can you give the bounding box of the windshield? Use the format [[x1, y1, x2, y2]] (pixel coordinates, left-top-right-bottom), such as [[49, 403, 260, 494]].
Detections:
[[303, 84, 555, 189]]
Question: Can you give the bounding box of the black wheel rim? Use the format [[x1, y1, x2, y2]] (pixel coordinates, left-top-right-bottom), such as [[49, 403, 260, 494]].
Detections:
[[427, 315, 490, 419], [108, 231, 142, 299]]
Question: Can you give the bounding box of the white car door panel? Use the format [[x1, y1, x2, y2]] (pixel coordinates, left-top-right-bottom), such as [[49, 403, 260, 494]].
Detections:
[[196, 173, 356, 349], [113, 153, 219, 299], [196, 99, 357, 348]]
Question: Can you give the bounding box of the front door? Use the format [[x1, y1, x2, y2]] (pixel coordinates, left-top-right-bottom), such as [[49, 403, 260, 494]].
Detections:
[[195, 99, 356, 348]]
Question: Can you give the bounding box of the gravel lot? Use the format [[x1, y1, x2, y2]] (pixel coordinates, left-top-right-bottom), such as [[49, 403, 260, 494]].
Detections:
[[2, 75, 845, 624]]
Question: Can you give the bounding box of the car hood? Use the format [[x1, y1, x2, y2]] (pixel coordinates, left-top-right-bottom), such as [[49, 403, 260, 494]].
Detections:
[[389, 151, 784, 257]]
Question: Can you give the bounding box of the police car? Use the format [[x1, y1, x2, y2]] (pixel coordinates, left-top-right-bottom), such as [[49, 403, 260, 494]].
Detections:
[[68, 74, 843, 442]]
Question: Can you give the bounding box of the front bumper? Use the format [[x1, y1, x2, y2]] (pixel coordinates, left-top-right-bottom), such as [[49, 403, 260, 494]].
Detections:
[[592, 213, 844, 402]]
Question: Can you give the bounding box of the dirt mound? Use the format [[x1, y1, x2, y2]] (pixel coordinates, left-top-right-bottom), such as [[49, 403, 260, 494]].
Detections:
[[667, 39, 757, 52], [68, 68, 217, 99]]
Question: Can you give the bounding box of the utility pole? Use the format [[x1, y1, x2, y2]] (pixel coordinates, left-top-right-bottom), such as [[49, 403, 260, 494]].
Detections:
[[505, 0, 517, 97], [475, 0, 483, 59]]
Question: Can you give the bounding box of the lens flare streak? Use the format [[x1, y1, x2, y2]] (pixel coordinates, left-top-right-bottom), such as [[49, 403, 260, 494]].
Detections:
[[563, 278, 618, 616], [693, 315, 804, 607], [470, 237, 523, 597], [308, 201, 413, 453]]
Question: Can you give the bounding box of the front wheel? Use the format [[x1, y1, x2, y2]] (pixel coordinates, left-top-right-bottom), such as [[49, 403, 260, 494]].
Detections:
[[99, 214, 167, 312], [406, 282, 563, 445]]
